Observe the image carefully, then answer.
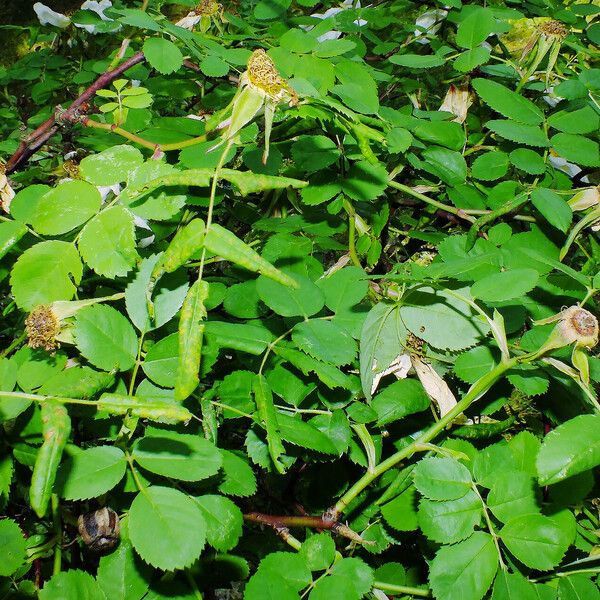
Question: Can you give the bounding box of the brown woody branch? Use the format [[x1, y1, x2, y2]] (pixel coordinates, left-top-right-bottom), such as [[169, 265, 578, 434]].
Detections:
[[6, 51, 146, 174], [243, 511, 372, 545]]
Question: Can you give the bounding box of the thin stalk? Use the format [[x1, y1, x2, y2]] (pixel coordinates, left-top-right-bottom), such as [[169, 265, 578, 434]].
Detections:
[[51, 495, 62, 575], [0, 331, 26, 358], [389, 181, 476, 224], [471, 482, 506, 570], [332, 358, 517, 517], [185, 571, 203, 600], [373, 581, 431, 597]]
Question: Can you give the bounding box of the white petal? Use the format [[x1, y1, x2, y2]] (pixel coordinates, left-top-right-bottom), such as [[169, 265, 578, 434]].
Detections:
[[412, 356, 457, 417], [33, 2, 71, 28]]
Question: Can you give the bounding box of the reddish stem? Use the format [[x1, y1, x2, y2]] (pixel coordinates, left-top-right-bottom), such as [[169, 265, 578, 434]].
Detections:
[[6, 52, 145, 174]]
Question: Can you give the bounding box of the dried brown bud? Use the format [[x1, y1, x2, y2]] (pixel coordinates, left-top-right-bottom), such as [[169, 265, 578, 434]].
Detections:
[[25, 305, 61, 351], [538, 20, 568, 38]]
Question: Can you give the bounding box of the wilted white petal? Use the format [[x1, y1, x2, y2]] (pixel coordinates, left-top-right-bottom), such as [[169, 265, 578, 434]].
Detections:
[[414, 9, 447, 44], [371, 353, 412, 395], [0, 172, 15, 213], [97, 183, 121, 202], [176, 12, 202, 30], [323, 254, 351, 277], [569, 187, 599, 211], [33, 2, 71, 28], [549, 155, 582, 178], [439, 84, 472, 123], [412, 356, 457, 417], [80, 0, 113, 19]]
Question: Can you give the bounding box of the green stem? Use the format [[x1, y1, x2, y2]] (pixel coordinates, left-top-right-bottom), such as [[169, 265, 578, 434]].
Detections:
[[185, 570, 203, 600], [333, 358, 517, 517], [388, 181, 476, 224], [51, 494, 62, 575], [0, 331, 26, 358], [471, 482, 506, 570], [373, 581, 431, 597], [345, 205, 362, 268]]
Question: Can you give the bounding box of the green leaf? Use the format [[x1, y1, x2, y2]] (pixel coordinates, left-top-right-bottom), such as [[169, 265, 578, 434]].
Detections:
[[78, 206, 138, 277], [390, 54, 446, 68], [342, 161, 388, 201], [80, 145, 144, 186], [276, 412, 338, 454], [471, 269, 539, 302], [500, 514, 572, 570], [413, 457, 473, 501], [292, 319, 356, 366], [129, 486, 206, 570], [273, 345, 353, 389], [97, 539, 151, 600], [421, 147, 467, 185], [218, 450, 257, 497], [471, 151, 509, 181], [143, 37, 183, 75], [547, 106, 600, 134], [253, 374, 286, 473], [473, 79, 544, 125], [536, 414, 600, 485], [429, 532, 498, 600], [39, 570, 105, 600], [96, 394, 192, 421], [456, 8, 496, 49], [204, 321, 273, 355], [453, 47, 491, 72], [205, 224, 296, 287], [486, 120, 549, 147], [491, 572, 538, 600], [257, 272, 325, 318], [291, 135, 340, 173], [372, 379, 430, 426], [299, 533, 336, 571], [0, 220, 27, 260], [0, 519, 26, 577], [132, 430, 222, 481], [200, 55, 229, 77], [11, 240, 83, 310], [414, 121, 466, 151], [175, 279, 208, 401], [418, 489, 481, 543], [246, 552, 310, 599], [530, 188, 572, 232], [142, 333, 178, 388], [381, 486, 419, 531], [330, 557, 374, 597], [30, 180, 101, 235], [487, 471, 539, 523], [73, 304, 138, 372], [30, 402, 71, 518], [125, 254, 189, 332], [317, 267, 368, 313], [551, 133, 600, 167], [359, 303, 407, 400], [454, 346, 497, 384], [558, 575, 600, 600], [55, 446, 126, 500], [400, 287, 489, 351], [509, 148, 546, 175], [195, 495, 243, 552]]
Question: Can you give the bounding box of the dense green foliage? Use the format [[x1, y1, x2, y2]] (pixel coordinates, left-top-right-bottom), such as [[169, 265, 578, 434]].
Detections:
[[1, 0, 600, 598]]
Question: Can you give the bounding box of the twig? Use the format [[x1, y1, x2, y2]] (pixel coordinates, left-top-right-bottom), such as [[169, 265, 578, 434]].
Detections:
[[6, 52, 146, 174], [243, 512, 371, 545]]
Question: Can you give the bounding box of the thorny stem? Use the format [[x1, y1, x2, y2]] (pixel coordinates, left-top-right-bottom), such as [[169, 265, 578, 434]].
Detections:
[[331, 358, 517, 517]]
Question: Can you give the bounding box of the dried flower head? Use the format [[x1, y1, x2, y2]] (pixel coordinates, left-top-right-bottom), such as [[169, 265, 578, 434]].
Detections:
[[25, 305, 61, 351], [196, 0, 221, 16], [247, 49, 295, 102], [538, 20, 568, 39]]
